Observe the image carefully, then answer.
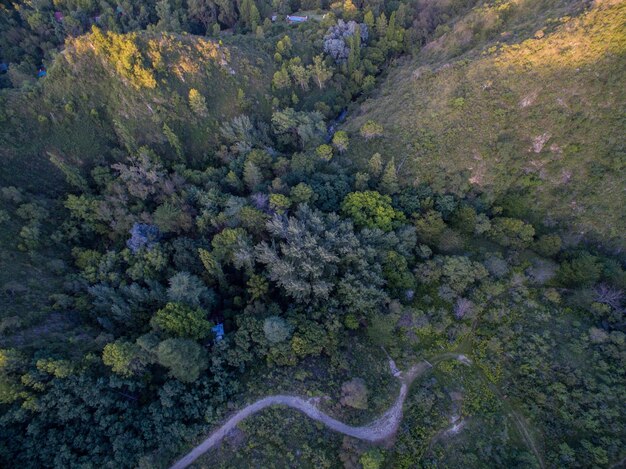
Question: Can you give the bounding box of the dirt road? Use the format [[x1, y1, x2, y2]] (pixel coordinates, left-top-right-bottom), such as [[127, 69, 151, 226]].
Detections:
[[170, 359, 439, 469]]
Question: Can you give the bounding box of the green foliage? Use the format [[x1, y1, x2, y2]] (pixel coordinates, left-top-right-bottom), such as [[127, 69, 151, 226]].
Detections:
[[359, 120, 384, 140], [361, 449, 385, 469], [1, 2, 625, 468], [558, 252, 602, 287], [269, 193, 291, 214], [102, 341, 141, 377], [167, 271, 213, 307], [488, 217, 535, 249], [332, 131, 349, 153], [379, 157, 400, 195], [341, 191, 405, 232], [290, 183, 315, 205], [535, 233, 562, 257], [151, 303, 212, 339], [316, 144, 334, 161], [263, 316, 293, 344], [414, 210, 446, 245], [188, 88, 209, 117], [154, 202, 192, 233], [156, 338, 208, 383]]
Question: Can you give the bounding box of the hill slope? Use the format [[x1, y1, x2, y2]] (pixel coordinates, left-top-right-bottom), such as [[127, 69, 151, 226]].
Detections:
[[0, 29, 272, 194], [346, 0, 626, 247]]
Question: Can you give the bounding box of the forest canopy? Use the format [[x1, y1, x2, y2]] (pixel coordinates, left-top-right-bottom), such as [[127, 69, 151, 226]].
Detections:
[[0, 0, 624, 468]]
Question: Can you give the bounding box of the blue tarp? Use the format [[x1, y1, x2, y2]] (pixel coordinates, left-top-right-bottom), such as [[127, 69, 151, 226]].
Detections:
[[212, 323, 224, 341]]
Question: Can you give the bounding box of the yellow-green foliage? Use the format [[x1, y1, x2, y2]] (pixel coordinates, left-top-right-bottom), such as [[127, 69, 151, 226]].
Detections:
[[348, 0, 626, 247], [78, 27, 156, 89]]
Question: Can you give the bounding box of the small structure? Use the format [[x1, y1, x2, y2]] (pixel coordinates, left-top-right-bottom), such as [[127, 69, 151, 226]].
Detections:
[[212, 323, 224, 342], [54, 11, 64, 22], [286, 15, 308, 24], [37, 67, 47, 78], [271, 14, 278, 22]]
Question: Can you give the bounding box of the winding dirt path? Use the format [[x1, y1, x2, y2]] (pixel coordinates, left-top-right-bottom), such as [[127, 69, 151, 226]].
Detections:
[[170, 357, 449, 469]]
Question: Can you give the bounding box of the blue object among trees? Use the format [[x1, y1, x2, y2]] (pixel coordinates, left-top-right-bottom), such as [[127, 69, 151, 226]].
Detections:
[[212, 323, 224, 341], [126, 223, 160, 253]]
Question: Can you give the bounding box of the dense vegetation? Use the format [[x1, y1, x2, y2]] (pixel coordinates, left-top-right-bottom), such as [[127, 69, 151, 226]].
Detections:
[[0, 0, 624, 468]]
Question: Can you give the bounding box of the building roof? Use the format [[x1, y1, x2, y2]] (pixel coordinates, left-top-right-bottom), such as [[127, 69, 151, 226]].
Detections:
[[287, 15, 308, 23]]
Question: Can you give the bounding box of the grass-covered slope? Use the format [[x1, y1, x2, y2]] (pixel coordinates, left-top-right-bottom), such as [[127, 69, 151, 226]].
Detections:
[[0, 28, 273, 194], [346, 0, 626, 247]]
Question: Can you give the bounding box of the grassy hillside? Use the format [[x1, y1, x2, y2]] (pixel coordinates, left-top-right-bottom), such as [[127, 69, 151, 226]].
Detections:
[[346, 0, 626, 248], [0, 28, 273, 194]]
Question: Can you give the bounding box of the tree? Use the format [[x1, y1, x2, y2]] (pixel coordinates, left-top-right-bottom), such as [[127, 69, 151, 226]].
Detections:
[[167, 271, 213, 307], [290, 183, 315, 204], [288, 62, 310, 91], [415, 210, 447, 245], [188, 88, 208, 117], [151, 303, 212, 339], [347, 23, 361, 74], [375, 13, 387, 37], [263, 316, 292, 343], [451, 205, 477, 234], [535, 233, 562, 257], [154, 202, 192, 233], [269, 193, 290, 214], [558, 252, 602, 287], [239, 0, 260, 31], [379, 157, 399, 195], [212, 228, 249, 265], [361, 449, 385, 469], [256, 206, 360, 304], [308, 55, 333, 89], [272, 108, 326, 150], [316, 144, 334, 161], [340, 378, 368, 409], [360, 120, 384, 140], [382, 251, 414, 294], [341, 191, 405, 232], [368, 153, 383, 177], [332, 131, 349, 153], [156, 338, 208, 383], [416, 255, 488, 295], [489, 217, 535, 249], [102, 341, 141, 377], [243, 160, 264, 191], [247, 274, 268, 300], [198, 248, 223, 283]]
